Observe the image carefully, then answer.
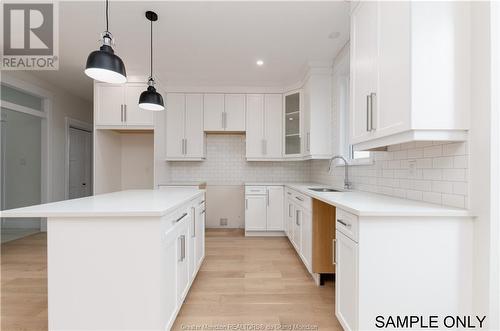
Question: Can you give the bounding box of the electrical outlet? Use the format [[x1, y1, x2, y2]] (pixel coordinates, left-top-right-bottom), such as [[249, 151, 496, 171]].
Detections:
[[408, 160, 417, 178], [220, 218, 228, 226]]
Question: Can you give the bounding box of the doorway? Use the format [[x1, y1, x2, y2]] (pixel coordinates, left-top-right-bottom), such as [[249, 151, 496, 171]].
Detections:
[[0, 83, 47, 243], [65, 119, 92, 199]]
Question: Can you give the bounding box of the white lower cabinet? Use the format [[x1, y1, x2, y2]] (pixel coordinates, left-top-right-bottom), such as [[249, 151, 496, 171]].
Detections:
[[335, 230, 358, 331], [163, 194, 205, 330], [244, 186, 284, 234], [175, 212, 190, 306], [300, 209, 312, 272], [333, 207, 474, 331], [162, 225, 179, 328], [285, 188, 313, 274], [195, 203, 206, 268]]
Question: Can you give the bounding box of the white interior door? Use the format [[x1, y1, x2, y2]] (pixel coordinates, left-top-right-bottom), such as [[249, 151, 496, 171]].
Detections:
[[68, 127, 92, 199], [264, 94, 283, 158], [245, 94, 264, 158]]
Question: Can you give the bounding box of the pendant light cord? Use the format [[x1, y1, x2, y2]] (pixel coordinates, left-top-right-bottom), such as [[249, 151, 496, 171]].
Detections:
[[105, 0, 109, 33], [150, 19, 153, 79]]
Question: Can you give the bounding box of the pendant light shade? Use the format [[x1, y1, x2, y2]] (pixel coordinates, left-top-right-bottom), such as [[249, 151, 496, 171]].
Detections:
[[138, 11, 164, 111], [84, 0, 127, 84], [139, 81, 164, 111]]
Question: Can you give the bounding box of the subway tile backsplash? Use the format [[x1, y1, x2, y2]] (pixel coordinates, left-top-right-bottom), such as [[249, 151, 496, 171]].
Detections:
[[310, 141, 469, 208], [165, 134, 310, 185], [161, 135, 469, 209]]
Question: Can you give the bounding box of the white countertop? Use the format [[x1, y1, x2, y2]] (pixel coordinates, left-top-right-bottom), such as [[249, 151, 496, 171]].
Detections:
[[246, 182, 471, 217], [0, 189, 204, 218]]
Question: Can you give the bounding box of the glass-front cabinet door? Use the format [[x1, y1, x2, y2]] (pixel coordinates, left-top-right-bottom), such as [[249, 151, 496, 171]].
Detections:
[[284, 91, 301, 156]]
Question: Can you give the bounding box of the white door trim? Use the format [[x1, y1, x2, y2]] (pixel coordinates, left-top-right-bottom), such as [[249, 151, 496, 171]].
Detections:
[[64, 117, 93, 200], [1, 73, 53, 232]]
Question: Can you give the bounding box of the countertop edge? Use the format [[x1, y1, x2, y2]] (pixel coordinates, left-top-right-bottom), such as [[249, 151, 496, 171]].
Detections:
[[1, 190, 205, 218]]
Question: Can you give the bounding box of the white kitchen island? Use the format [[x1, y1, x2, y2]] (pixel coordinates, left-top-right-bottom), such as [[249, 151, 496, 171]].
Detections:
[[1, 189, 206, 331]]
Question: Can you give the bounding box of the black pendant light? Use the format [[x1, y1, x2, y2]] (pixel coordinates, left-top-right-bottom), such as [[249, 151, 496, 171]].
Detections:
[[138, 11, 164, 111], [84, 0, 127, 84]]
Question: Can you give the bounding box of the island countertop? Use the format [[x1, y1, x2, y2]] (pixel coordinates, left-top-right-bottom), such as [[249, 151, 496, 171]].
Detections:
[[0, 189, 204, 218]]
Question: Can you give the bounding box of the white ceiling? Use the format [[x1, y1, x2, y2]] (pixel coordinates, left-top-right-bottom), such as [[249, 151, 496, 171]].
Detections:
[[32, 1, 350, 102]]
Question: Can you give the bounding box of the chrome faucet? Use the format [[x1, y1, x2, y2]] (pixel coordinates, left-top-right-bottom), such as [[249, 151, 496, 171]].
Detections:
[[327, 155, 351, 190]]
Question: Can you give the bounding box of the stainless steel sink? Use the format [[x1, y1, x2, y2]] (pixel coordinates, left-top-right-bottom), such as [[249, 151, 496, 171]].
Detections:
[[308, 188, 341, 192]]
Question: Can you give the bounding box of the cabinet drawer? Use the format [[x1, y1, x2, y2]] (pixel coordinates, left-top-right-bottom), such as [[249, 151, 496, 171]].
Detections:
[[292, 191, 312, 211], [336, 208, 359, 242], [245, 186, 267, 195]]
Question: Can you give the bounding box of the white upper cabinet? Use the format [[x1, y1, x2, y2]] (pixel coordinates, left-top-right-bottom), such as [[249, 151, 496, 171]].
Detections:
[[95, 82, 154, 128], [245, 94, 265, 159], [203, 94, 224, 131], [224, 94, 246, 131], [203, 94, 245, 132], [302, 71, 333, 159], [166, 93, 205, 160], [124, 84, 155, 126], [246, 94, 283, 160], [283, 91, 302, 157], [264, 95, 283, 158], [350, 1, 470, 151]]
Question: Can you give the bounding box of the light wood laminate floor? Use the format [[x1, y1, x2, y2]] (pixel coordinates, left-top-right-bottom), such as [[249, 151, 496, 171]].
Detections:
[[1, 230, 341, 331]]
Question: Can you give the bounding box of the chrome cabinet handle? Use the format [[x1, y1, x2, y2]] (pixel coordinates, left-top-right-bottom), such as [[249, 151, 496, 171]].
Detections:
[[296, 210, 300, 226], [245, 199, 248, 210], [192, 207, 196, 238], [337, 219, 352, 228], [295, 196, 304, 202], [366, 95, 371, 132], [288, 204, 292, 217], [178, 236, 183, 262], [181, 235, 186, 261], [370, 92, 376, 131], [201, 209, 206, 215], [199, 200, 205, 205], [120, 104, 124, 122], [124, 104, 127, 122], [175, 213, 188, 223], [333, 239, 337, 265]]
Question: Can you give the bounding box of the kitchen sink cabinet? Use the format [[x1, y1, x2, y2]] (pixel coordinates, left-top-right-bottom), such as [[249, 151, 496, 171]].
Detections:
[[350, 1, 470, 151], [334, 206, 473, 331], [335, 230, 358, 331]]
